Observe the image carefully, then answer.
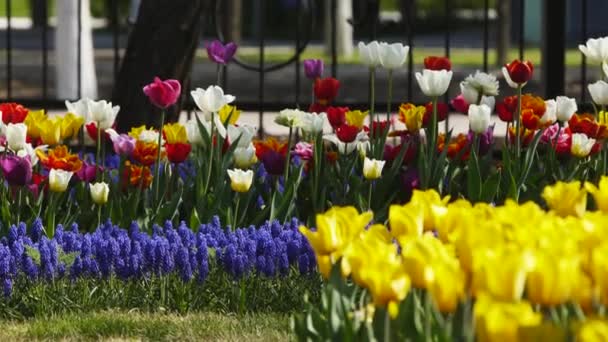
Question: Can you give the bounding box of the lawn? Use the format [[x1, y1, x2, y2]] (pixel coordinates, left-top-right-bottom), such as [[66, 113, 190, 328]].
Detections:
[[0, 311, 290, 341], [237, 46, 585, 67]]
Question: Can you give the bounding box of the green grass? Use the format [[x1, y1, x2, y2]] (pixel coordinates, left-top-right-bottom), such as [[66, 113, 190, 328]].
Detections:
[[0, 0, 30, 17], [236, 46, 585, 67], [0, 311, 291, 341]]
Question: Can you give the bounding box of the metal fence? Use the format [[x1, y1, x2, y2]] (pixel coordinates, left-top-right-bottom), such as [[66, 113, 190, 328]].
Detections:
[[0, 0, 597, 119]]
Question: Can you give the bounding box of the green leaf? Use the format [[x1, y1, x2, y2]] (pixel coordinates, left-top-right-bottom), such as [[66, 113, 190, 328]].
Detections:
[[466, 150, 482, 202], [25, 245, 41, 266], [481, 170, 502, 203]]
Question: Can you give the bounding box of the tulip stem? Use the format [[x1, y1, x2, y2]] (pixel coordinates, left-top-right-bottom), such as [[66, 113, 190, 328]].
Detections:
[[16, 187, 22, 224], [284, 126, 294, 182], [97, 204, 102, 230], [233, 194, 240, 230], [387, 69, 393, 124], [383, 308, 391, 342], [154, 110, 166, 206], [424, 291, 432, 342], [428, 97, 439, 180], [515, 84, 523, 159], [96, 122, 102, 181], [367, 181, 373, 211]]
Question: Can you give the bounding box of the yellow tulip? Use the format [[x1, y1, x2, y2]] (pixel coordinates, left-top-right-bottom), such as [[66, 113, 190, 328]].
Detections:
[[474, 295, 542, 342], [472, 246, 534, 301], [591, 242, 608, 306], [128, 125, 149, 139], [60, 113, 84, 140], [428, 257, 466, 313], [38, 117, 62, 145], [388, 201, 424, 238], [526, 251, 579, 307], [163, 122, 188, 144], [398, 103, 425, 132], [571, 272, 598, 314], [24, 109, 47, 139], [585, 177, 608, 213], [577, 320, 608, 342], [219, 104, 241, 125], [400, 233, 452, 289], [542, 181, 587, 217], [342, 224, 391, 283], [345, 110, 368, 129], [299, 206, 372, 257], [410, 189, 450, 231], [356, 241, 411, 318]]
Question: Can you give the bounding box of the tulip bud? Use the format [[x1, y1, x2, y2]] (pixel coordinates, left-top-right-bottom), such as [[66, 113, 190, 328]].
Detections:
[[6, 123, 27, 152], [468, 104, 492, 134], [227, 169, 254, 193], [303, 59, 324, 79], [358, 41, 381, 68], [378, 42, 409, 69], [555, 96, 577, 122], [588, 81, 608, 106], [233, 143, 257, 169], [90, 182, 110, 205], [571, 133, 596, 158], [502, 59, 534, 88], [49, 169, 73, 193], [424, 56, 452, 71], [415, 69, 453, 97], [363, 157, 386, 180]]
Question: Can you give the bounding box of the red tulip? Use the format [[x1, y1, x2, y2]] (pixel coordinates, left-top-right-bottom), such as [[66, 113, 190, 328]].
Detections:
[[336, 124, 359, 143], [326, 106, 349, 129], [165, 143, 192, 163], [143, 77, 182, 109], [424, 56, 452, 71], [314, 77, 340, 105], [504, 60, 534, 84]]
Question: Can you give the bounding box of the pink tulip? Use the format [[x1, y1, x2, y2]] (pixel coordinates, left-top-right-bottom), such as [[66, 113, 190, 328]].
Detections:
[[293, 142, 313, 161], [143, 77, 182, 109], [451, 94, 469, 114]]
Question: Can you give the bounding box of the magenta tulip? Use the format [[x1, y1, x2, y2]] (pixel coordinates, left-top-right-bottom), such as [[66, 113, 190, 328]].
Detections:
[[303, 59, 324, 80], [0, 155, 32, 186], [76, 161, 99, 183], [143, 77, 182, 109], [206, 40, 237, 65]]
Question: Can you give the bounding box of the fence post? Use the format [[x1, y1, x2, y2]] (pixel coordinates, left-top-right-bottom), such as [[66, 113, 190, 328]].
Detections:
[[542, 0, 565, 99]]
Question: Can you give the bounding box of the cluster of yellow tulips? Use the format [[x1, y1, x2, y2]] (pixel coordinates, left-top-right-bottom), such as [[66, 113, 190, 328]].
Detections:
[[299, 177, 608, 341]]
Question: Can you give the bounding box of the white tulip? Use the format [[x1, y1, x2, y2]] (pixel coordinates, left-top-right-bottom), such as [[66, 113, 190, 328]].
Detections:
[[468, 104, 492, 134], [604, 62, 608, 79], [358, 41, 381, 68], [233, 143, 257, 169], [300, 112, 327, 134], [579, 37, 608, 64], [49, 169, 73, 193], [138, 129, 160, 143], [415, 69, 453, 97], [186, 115, 227, 143], [275, 109, 306, 128], [571, 133, 596, 158], [227, 168, 254, 193], [227, 124, 256, 148], [554, 96, 577, 122], [541, 100, 557, 126], [6, 123, 28, 151], [65, 98, 91, 120], [588, 80, 608, 105], [460, 71, 499, 104], [363, 157, 386, 180], [90, 182, 110, 205], [17, 144, 46, 166], [378, 42, 409, 69], [88, 100, 120, 129], [324, 132, 368, 155], [191, 86, 235, 115], [185, 119, 203, 146], [357, 140, 370, 159]]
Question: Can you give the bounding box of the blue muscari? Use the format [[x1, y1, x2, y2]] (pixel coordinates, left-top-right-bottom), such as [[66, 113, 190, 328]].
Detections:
[[0, 217, 316, 297]]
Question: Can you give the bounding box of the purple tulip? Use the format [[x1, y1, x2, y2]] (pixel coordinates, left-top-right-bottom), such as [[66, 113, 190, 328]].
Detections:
[[109, 133, 136, 156], [0, 155, 32, 186], [76, 162, 98, 183], [401, 167, 420, 198], [303, 59, 324, 80], [206, 40, 237, 65], [467, 125, 495, 156], [143, 77, 181, 109]]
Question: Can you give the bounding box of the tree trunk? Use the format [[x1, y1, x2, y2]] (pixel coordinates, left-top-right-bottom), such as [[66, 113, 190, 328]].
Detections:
[[496, 0, 511, 67], [112, 0, 208, 132]]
